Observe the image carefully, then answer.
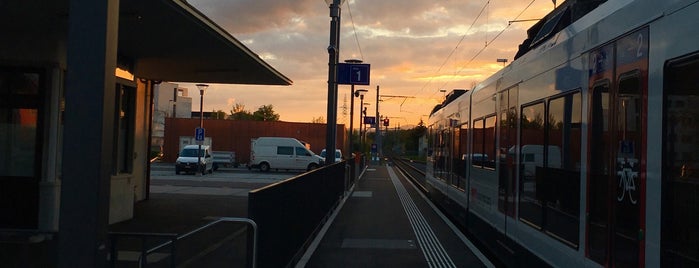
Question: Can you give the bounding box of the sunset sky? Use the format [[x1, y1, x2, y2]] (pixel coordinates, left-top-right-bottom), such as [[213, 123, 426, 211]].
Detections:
[[180, 0, 563, 128]]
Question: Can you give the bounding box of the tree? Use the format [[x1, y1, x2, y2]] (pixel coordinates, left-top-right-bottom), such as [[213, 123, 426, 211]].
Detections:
[[311, 116, 325, 123], [211, 110, 227, 119], [228, 103, 254, 120], [253, 104, 280, 121]]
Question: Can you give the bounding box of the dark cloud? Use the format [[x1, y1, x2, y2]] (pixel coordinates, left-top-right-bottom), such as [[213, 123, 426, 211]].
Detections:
[[191, 0, 322, 33]]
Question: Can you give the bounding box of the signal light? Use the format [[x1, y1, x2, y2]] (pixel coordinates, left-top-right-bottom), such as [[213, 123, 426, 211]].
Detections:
[[383, 118, 389, 126]]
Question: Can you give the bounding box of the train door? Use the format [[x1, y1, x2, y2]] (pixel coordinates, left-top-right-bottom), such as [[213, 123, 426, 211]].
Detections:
[[587, 27, 648, 267]]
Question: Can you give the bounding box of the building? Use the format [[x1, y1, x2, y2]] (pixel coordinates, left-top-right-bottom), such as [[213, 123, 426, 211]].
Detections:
[[0, 0, 292, 266], [152, 82, 192, 149]]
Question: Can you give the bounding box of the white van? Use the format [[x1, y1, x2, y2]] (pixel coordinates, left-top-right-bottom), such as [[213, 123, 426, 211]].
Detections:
[[176, 145, 214, 174], [248, 137, 324, 172], [514, 144, 562, 179], [320, 149, 343, 163]]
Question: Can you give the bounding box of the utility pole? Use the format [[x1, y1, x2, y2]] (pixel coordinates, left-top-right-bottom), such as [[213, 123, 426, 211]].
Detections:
[[324, 0, 344, 165], [375, 85, 380, 163]]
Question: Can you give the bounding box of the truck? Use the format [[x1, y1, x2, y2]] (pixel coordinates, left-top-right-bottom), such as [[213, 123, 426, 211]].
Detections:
[[212, 151, 238, 170]]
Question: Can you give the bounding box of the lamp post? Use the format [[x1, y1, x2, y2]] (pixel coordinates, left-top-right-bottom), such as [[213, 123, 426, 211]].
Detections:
[[345, 59, 363, 158], [324, 0, 346, 165], [196, 83, 208, 176], [497, 58, 508, 67], [362, 102, 371, 153], [355, 89, 367, 154]]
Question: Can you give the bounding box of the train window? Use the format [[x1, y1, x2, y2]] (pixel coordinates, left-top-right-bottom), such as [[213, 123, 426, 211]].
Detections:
[[457, 123, 469, 190], [662, 54, 699, 267], [437, 129, 451, 182], [546, 92, 581, 246], [472, 119, 486, 168], [472, 116, 496, 170], [518, 92, 582, 247], [519, 101, 546, 228], [484, 116, 497, 169], [499, 89, 517, 216], [451, 125, 462, 188], [427, 125, 435, 157]]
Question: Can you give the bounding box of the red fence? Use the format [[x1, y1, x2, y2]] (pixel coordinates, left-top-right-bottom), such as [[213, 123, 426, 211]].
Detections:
[[163, 118, 346, 164]]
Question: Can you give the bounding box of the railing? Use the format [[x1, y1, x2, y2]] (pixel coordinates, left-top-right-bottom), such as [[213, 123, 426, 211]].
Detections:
[[248, 160, 351, 268], [109, 217, 257, 267]]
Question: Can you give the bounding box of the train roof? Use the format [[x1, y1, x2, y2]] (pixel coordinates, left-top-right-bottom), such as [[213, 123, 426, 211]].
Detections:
[[515, 0, 608, 60], [430, 0, 635, 122]]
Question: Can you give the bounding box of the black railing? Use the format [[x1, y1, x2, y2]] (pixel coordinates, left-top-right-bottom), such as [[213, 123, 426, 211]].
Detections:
[[109, 217, 257, 267], [248, 160, 352, 268]]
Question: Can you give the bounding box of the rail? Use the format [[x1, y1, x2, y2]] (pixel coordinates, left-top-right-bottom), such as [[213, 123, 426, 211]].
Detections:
[[109, 217, 257, 267], [391, 157, 429, 193]]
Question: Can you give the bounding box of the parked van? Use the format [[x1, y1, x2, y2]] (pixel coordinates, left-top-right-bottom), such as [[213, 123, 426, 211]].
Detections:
[[320, 149, 343, 163], [512, 144, 562, 179], [176, 145, 214, 175], [248, 137, 324, 172]]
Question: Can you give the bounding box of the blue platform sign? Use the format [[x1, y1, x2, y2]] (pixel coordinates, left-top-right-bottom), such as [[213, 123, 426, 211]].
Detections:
[[363, 116, 375, 125], [195, 127, 205, 141], [338, 63, 370, 85]]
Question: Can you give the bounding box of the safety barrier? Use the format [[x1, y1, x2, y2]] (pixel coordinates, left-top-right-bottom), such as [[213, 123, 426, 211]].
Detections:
[[248, 160, 350, 268], [109, 217, 257, 267]]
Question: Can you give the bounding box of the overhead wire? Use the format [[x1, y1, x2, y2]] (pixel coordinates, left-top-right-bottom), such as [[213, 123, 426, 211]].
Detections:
[[437, 0, 537, 90], [345, 0, 364, 61], [410, 0, 492, 102], [410, 0, 539, 113]]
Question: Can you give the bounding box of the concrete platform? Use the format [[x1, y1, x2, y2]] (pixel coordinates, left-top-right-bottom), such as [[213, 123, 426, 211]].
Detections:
[[298, 163, 494, 268]]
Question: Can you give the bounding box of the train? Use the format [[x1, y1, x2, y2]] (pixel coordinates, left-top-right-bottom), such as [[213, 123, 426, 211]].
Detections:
[[424, 0, 698, 267]]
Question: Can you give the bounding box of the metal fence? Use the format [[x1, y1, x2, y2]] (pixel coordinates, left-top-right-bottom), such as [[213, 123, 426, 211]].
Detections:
[[248, 159, 354, 268], [108, 217, 257, 267]]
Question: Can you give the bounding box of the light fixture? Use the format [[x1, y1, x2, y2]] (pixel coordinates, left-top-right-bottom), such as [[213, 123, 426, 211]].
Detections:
[[196, 83, 209, 93], [195, 83, 208, 176], [324, 0, 346, 6]]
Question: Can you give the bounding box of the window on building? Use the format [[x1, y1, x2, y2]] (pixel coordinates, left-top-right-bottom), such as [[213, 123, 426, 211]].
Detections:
[[114, 84, 135, 174], [0, 67, 44, 228]]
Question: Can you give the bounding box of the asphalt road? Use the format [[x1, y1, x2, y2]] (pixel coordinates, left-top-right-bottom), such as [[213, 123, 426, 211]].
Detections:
[[149, 162, 301, 195]]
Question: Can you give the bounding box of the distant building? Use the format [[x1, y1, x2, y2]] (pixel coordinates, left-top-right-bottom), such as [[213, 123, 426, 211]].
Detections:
[[152, 82, 192, 148]]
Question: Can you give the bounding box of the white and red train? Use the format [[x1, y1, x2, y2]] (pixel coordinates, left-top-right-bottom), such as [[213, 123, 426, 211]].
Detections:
[[424, 0, 699, 266]]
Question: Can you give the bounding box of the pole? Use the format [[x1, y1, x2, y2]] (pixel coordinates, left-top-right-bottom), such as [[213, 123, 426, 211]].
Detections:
[[325, 0, 341, 165], [359, 95, 364, 153], [349, 84, 354, 156], [198, 89, 204, 176], [375, 85, 380, 162]]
